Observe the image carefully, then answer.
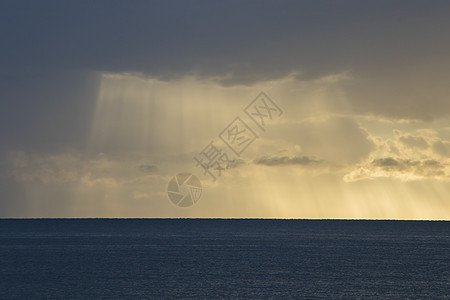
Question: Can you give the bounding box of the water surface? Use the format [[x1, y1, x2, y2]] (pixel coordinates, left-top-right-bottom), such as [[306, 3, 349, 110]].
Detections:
[[0, 219, 449, 299]]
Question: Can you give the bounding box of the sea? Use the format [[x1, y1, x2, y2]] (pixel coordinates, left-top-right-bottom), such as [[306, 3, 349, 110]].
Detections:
[[0, 219, 449, 299]]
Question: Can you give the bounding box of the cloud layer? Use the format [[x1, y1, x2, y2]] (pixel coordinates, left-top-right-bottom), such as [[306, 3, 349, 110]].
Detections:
[[1, 1, 450, 218]]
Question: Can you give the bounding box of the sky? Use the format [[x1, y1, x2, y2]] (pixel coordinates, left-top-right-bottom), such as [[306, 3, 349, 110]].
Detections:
[[1, 0, 450, 219]]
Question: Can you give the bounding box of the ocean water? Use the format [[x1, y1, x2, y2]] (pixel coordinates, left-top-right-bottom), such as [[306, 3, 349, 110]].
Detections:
[[0, 219, 449, 299]]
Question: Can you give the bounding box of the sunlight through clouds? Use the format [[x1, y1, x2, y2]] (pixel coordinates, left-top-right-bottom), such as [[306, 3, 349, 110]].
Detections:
[[4, 69, 450, 219], [2, 1, 450, 219]]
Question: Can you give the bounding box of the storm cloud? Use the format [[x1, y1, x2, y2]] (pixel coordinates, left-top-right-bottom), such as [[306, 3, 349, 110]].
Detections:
[[254, 156, 322, 167], [2, 1, 450, 218]]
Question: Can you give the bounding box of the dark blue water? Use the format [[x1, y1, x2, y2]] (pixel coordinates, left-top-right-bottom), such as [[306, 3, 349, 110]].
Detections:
[[0, 219, 449, 299]]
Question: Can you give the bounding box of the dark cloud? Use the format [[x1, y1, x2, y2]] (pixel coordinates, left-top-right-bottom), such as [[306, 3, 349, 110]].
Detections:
[[227, 159, 246, 169], [254, 155, 322, 167], [372, 157, 445, 177], [139, 164, 158, 173], [372, 157, 402, 168], [1, 0, 450, 158], [0, 69, 99, 153], [1, 1, 450, 84]]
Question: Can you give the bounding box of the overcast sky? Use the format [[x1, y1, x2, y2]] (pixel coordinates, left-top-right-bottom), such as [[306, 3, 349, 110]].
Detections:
[[1, 1, 450, 219]]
